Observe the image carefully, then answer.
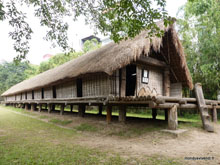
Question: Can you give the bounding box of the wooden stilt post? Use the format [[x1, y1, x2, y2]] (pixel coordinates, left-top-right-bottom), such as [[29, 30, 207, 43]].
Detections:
[[60, 104, 65, 115], [38, 104, 42, 112], [48, 104, 52, 113], [212, 106, 217, 123], [119, 105, 126, 123], [165, 109, 168, 121], [78, 104, 85, 117], [106, 105, 112, 124], [52, 104, 55, 111], [31, 104, 36, 111], [98, 105, 103, 116], [70, 105, 73, 112], [168, 105, 178, 130], [25, 104, 28, 110], [152, 108, 157, 120]]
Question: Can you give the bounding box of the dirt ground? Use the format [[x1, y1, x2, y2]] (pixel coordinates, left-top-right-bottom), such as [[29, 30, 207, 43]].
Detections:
[[7, 108, 220, 164]]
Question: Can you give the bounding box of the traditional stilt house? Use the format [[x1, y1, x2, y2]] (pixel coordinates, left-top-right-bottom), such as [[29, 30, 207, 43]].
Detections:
[[1, 21, 194, 130]]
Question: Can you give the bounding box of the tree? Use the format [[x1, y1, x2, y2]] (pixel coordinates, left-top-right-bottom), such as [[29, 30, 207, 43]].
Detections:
[[177, 0, 220, 99], [0, 62, 36, 95], [0, 0, 170, 61]]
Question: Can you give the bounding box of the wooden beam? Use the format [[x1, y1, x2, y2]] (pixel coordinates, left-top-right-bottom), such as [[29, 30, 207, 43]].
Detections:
[[60, 104, 65, 115], [38, 104, 42, 112], [152, 108, 157, 120], [98, 105, 103, 116], [168, 105, 178, 130], [78, 105, 85, 117], [119, 105, 126, 122], [106, 105, 112, 123], [137, 56, 167, 68]]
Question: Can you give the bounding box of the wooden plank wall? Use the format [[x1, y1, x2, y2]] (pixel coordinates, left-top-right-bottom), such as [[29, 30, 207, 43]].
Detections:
[[57, 81, 76, 98], [170, 83, 182, 97], [109, 70, 120, 96], [44, 87, 53, 99], [136, 65, 163, 96], [35, 89, 42, 100], [82, 73, 110, 97], [27, 91, 32, 100], [22, 93, 26, 100]]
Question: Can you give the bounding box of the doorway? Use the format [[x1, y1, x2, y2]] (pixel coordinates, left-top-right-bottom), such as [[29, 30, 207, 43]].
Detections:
[[77, 79, 82, 97], [126, 64, 136, 96], [52, 86, 56, 98]]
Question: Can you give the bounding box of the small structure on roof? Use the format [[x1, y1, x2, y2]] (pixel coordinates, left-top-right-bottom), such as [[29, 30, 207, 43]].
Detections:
[[2, 21, 217, 131]]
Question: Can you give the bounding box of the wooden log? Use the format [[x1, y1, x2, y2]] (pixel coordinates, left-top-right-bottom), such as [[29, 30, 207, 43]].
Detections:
[[48, 104, 52, 113], [195, 83, 214, 132], [25, 104, 29, 110], [70, 105, 73, 112], [78, 105, 85, 117], [98, 105, 103, 116], [38, 104, 42, 112], [152, 108, 157, 120], [119, 105, 126, 122], [212, 106, 217, 123], [155, 98, 165, 105], [106, 105, 112, 124], [165, 109, 168, 121], [31, 104, 36, 111], [168, 104, 178, 130], [60, 104, 65, 115]]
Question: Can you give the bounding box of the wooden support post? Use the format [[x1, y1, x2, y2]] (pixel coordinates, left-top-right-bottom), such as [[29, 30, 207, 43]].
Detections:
[[106, 105, 112, 124], [165, 109, 168, 121], [38, 104, 42, 112], [98, 105, 103, 116], [31, 104, 36, 111], [48, 104, 52, 113], [152, 108, 157, 120], [119, 105, 126, 123], [168, 105, 178, 130], [78, 105, 85, 117], [52, 104, 55, 111], [70, 105, 73, 112], [25, 104, 28, 110], [60, 104, 65, 115], [212, 106, 217, 123]]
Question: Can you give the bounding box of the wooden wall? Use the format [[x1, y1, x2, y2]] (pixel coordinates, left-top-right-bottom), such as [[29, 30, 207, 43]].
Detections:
[[109, 70, 120, 96], [57, 81, 76, 98], [136, 65, 163, 96], [170, 83, 182, 97], [35, 89, 42, 100], [6, 95, 15, 101], [82, 73, 110, 97], [27, 91, 32, 100], [44, 87, 53, 99], [22, 93, 26, 100]]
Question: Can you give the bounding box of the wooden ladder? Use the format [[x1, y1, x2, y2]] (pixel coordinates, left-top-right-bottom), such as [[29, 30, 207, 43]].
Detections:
[[195, 83, 214, 132]]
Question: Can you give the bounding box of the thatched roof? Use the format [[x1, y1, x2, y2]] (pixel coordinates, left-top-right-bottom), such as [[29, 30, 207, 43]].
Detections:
[[2, 21, 193, 96]]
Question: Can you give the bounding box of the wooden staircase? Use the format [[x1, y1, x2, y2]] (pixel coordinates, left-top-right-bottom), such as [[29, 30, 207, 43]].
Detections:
[[195, 83, 214, 132]]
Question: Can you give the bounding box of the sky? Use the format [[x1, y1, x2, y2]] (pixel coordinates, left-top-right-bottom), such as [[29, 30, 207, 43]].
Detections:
[[0, 0, 187, 65]]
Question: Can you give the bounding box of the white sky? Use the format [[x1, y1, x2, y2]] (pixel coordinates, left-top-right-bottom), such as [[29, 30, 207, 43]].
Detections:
[[0, 0, 187, 65]]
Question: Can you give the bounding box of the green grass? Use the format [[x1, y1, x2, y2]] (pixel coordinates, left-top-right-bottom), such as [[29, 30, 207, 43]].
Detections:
[[75, 123, 98, 132], [49, 118, 72, 125], [0, 105, 187, 164]]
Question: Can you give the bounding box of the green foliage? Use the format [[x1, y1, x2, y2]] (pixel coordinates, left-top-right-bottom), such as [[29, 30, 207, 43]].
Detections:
[[177, 0, 220, 99], [0, 0, 170, 61], [0, 61, 36, 95], [83, 39, 101, 53]]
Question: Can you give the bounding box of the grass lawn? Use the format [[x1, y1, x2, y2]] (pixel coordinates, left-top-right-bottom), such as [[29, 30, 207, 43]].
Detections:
[[0, 105, 182, 165]]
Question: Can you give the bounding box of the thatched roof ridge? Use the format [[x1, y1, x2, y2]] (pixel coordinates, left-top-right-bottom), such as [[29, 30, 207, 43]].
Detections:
[[2, 21, 193, 96]]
